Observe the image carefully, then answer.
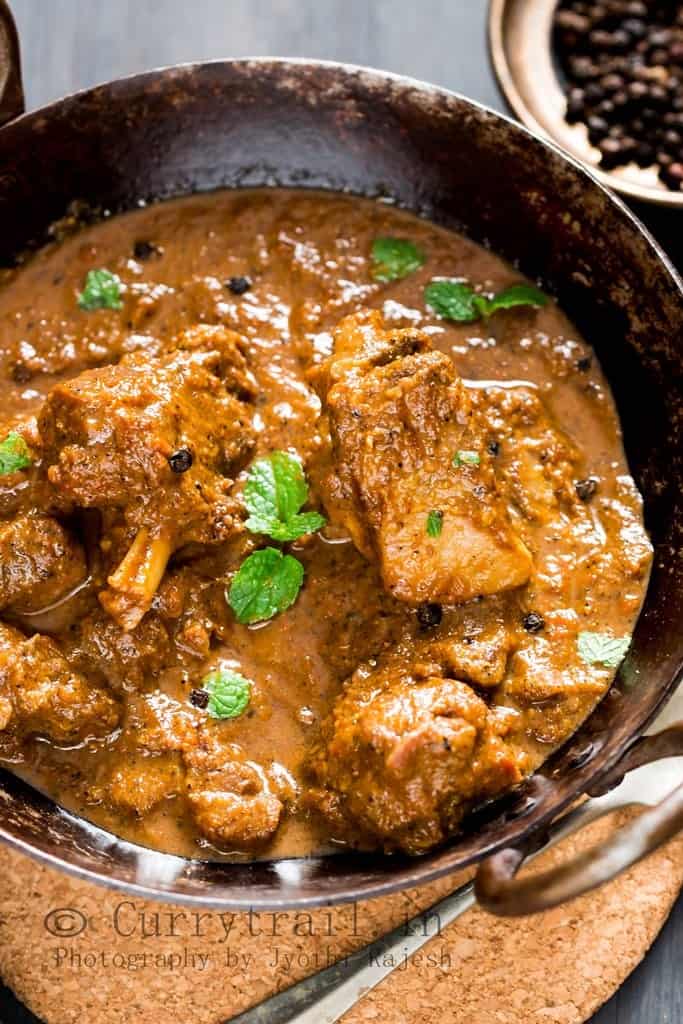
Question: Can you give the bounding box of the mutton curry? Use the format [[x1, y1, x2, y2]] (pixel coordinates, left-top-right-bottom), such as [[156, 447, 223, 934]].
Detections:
[[0, 189, 651, 859]]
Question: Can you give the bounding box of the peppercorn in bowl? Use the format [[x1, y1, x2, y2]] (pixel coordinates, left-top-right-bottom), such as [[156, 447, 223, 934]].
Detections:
[[490, 0, 683, 205]]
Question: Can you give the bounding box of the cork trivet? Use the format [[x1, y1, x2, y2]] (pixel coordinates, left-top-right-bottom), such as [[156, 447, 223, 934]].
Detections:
[[0, 806, 681, 1024]]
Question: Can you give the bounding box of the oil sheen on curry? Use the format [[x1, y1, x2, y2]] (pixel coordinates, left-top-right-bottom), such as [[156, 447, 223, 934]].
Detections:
[[0, 190, 652, 861]]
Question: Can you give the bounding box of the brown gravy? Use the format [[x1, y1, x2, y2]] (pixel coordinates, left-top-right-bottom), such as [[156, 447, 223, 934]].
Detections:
[[0, 189, 651, 859]]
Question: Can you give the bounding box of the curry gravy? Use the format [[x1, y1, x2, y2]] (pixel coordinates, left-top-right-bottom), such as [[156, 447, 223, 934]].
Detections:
[[0, 190, 651, 860]]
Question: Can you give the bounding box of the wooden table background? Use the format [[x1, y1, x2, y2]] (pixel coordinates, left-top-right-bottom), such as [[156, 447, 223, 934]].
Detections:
[[1, 2, 681, 1022]]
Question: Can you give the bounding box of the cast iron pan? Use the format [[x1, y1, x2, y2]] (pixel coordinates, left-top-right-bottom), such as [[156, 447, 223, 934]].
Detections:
[[0, 0, 681, 913]]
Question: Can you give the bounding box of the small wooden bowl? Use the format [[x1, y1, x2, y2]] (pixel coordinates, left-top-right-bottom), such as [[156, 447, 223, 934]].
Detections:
[[488, 0, 683, 208]]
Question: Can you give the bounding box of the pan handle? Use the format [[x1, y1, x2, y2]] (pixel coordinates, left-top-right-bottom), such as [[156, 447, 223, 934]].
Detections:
[[0, 0, 24, 127], [475, 722, 683, 916]]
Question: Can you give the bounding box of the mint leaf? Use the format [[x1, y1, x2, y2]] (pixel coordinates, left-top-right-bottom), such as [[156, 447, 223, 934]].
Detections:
[[244, 452, 326, 541], [424, 280, 481, 323], [483, 284, 547, 316], [453, 449, 481, 468], [577, 631, 631, 669], [0, 432, 31, 475], [371, 237, 425, 282], [425, 280, 547, 322], [227, 547, 304, 624], [78, 269, 123, 311], [245, 451, 307, 524], [201, 668, 252, 720], [261, 511, 327, 542], [426, 510, 443, 537]]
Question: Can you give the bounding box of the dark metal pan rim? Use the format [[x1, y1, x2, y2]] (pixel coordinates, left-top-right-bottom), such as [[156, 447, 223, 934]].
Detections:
[[0, 16, 681, 910]]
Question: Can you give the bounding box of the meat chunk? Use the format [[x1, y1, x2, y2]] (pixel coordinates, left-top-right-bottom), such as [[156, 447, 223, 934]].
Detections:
[[107, 755, 185, 816], [184, 729, 283, 850], [430, 621, 513, 688], [64, 608, 172, 694], [0, 623, 119, 744], [313, 310, 532, 605], [38, 325, 256, 630], [87, 691, 195, 815], [0, 512, 87, 615], [306, 647, 522, 854], [478, 386, 580, 524]]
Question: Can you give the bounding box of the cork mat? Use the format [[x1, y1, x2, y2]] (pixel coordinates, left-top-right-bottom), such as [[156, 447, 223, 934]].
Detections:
[[0, 805, 681, 1024]]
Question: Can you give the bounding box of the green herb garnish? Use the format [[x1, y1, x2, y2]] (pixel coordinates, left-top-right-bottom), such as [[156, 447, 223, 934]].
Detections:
[[227, 547, 305, 624], [577, 631, 630, 669], [426, 510, 443, 537], [453, 450, 481, 468], [78, 269, 123, 311], [0, 432, 31, 475], [371, 237, 425, 283], [201, 668, 253, 720], [425, 279, 547, 323], [243, 451, 326, 541], [483, 284, 548, 315], [425, 280, 483, 322]]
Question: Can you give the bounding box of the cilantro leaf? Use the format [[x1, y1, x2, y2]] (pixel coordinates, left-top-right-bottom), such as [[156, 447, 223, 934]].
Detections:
[[424, 280, 481, 322], [577, 631, 631, 669], [426, 510, 443, 537], [201, 668, 252, 720], [425, 279, 547, 322], [0, 432, 31, 475], [243, 452, 326, 541], [227, 547, 304, 624], [453, 449, 481, 468], [483, 284, 548, 316], [371, 237, 425, 283], [78, 269, 123, 311]]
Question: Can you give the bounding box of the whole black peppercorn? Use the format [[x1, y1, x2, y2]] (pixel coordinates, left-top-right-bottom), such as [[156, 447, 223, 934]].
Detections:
[[556, 10, 591, 34], [190, 689, 210, 709], [571, 56, 601, 80], [622, 18, 646, 39], [575, 476, 599, 500], [133, 240, 158, 261], [650, 29, 673, 49], [416, 603, 443, 629], [226, 276, 252, 295], [588, 114, 610, 142], [627, 79, 649, 100], [601, 72, 625, 92], [648, 84, 669, 107], [11, 361, 33, 383], [576, 355, 592, 371], [611, 29, 632, 51], [487, 440, 501, 456], [599, 136, 624, 167], [660, 160, 683, 187], [168, 448, 193, 473], [596, 98, 617, 119], [591, 29, 614, 49], [635, 141, 655, 165], [567, 93, 587, 123], [523, 611, 545, 634]]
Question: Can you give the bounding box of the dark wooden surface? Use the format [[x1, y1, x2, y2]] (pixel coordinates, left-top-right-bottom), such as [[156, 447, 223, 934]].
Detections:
[[1, 2, 681, 1022]]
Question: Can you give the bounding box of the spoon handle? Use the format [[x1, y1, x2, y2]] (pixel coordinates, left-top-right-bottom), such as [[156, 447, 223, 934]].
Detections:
[[229, 880, 475, 1024]]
